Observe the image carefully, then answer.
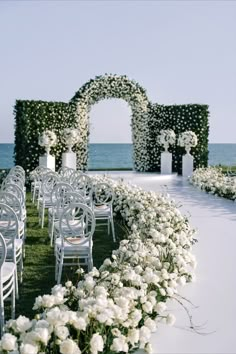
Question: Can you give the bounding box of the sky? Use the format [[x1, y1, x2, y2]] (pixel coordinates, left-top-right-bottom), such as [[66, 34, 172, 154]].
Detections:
[[0, 0, 236, 144]]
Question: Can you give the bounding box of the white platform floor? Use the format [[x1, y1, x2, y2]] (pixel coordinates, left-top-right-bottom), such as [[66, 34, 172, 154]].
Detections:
[[89, 171, 236, 354]]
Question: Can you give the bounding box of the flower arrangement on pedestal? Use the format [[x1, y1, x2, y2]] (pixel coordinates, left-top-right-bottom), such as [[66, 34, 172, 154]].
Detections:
[[157, 129, 176, 152], [178, 131, 198, 154], [62, 128, 80, 152], [38, 130, 57, 155]]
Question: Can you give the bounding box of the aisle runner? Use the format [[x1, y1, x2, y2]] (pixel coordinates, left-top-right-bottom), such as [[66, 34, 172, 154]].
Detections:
[[89, 172, 236, 354]]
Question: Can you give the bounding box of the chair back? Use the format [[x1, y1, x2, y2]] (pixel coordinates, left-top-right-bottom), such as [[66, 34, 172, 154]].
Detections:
[[59, 202, 95, 246], [0, 192, 23, 222], [72, 173, 92, 202], [2, 175, 24, 191], [58, 167, 75, 183], [50, 182, 74, 211], [41, 172, 59, 198], [1, 183, 25, 208], [69, 170, 84, 184], [93, 182, 114, 207]]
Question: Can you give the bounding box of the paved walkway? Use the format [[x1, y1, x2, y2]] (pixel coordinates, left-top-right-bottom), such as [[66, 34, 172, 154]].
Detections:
[[90, 172, 236, 354]]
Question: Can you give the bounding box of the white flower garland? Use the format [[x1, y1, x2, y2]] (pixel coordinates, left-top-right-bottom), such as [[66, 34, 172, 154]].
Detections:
[[1, 175, 197, 353], [190, 167, 236, 200], [70, 74, 150, 171]]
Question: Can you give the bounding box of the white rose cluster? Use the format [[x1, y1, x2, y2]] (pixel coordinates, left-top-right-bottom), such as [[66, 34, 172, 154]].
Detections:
[[157, 129, 176, 151], [1, 175, 197, 354], [178, 131, 198, 150], [38, 130, 57, 148], [190, 166, 236, 200], [62, 128, 80, 151]]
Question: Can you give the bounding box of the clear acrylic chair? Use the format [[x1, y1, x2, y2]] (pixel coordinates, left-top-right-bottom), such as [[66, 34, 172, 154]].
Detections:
[[72, 173, 93, 206], [38, 172, 59, 228], [0, 203, 23, 299], [55, 202, 95, 284], [0, 232, 16, 336], [92, 182, 116, 242], [48, 182, 74, 246], [30, 166, 51, 204]]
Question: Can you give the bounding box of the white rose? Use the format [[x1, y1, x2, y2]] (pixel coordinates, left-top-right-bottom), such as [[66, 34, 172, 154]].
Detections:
[[154, 301, 167, 314], [20, 343, 38, 354], [1, 333, 18, 350], [60, 338, 81, 354], [127, 328, 139, 345], [55, 325, 69, 340], [110, 335, 128, 352], [166, 313, 176, 326], [15, 315, 32, 332], [90, 333, 104, 354]]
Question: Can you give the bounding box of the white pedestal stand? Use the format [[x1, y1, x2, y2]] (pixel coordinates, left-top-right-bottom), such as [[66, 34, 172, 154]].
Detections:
[[182, 153, 193, 177], [39, 154, 55, 172], [161, 152, 172, 174], [62, 152, 76, 170]]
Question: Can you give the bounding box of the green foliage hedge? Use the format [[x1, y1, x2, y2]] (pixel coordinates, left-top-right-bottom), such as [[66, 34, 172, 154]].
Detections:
[[14, 100, 76, 172], [147, 103, 209, 173], [14, 76, 209, 173]]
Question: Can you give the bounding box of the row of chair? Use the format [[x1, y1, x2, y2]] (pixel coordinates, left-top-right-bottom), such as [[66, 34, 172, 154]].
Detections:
[[30, 167, 116, 284], [0, 165, 26, 335]]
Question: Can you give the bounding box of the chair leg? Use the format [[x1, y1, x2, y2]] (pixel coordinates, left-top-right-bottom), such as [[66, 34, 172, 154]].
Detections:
[[108, 218, 110, 235], [111, 217, 116, 242], [11, 277, 16, 320], [57, 260, 63, 285], [15, 269, 19, 300], [19, 257, 23, 283], [0, 291, 4, 336]]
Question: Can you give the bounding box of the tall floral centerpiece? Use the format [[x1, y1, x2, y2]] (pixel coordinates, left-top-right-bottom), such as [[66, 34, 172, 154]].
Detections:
[[158, 129, 176, 174], [62, 128, 80, 153], [38, 130, 57, 171], [38, 130, 57, 155], [157, 129, 176, 152], [178, 131, 198, 155], [62, 128, 80, 169], [178, 131, 198, 177]]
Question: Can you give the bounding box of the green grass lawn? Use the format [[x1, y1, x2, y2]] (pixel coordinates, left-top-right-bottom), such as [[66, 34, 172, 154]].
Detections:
[[12, 193, 125, 319]]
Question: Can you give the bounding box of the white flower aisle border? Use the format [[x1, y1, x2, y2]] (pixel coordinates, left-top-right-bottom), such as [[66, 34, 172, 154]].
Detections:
[[190, 166, 236, 200], [0, 176, 197, 354]]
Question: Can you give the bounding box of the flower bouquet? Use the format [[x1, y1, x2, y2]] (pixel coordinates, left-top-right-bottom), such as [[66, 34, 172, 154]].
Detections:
[[38, 130, 57, 155], [157, 129, 176, 152], [178, 131, 198, 154], [62, 128, 80, 152]]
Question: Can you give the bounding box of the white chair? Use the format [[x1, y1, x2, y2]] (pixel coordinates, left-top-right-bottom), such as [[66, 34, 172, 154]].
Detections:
[[0, 232, 16, 335], [30, 166, 51, 204], [48, 182, 74, 246], [92, 182, 116, 242], [0, 203, 24, 298], [55, 202, 95, 284], [0, 192, 25, 241], [72, 173, 93, 206], [38, 172, 59, 228]]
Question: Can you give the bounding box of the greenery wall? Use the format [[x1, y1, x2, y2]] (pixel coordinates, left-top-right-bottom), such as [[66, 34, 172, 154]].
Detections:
[[147, 103, 209, 173], [14, 77, 209, 174], [14, 100, 74, 172]]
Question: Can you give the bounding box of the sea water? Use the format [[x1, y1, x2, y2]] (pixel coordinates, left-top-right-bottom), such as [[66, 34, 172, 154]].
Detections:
[[1, 143, 236, 169]]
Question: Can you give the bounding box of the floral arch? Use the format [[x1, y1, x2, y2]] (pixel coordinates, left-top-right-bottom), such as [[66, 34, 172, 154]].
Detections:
[[70, 74, 151, 171]]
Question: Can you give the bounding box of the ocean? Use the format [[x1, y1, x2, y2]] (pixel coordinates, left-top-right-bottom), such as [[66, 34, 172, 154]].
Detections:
[[1, 143, 236, 170]]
